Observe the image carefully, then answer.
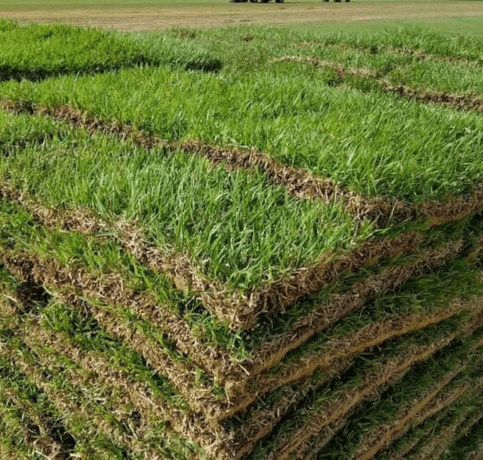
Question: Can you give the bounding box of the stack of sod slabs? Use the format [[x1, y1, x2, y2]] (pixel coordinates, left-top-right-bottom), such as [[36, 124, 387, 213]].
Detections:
[[1, 20, 483, 459]]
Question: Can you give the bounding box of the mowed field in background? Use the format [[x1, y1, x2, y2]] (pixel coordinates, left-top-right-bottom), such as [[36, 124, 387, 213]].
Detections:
[[1, 1, 483, 459], [0, 0, 482, 35]]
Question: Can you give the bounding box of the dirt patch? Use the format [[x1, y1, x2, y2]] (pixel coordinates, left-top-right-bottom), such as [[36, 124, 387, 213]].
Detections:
[[2, 2, 483, 32]]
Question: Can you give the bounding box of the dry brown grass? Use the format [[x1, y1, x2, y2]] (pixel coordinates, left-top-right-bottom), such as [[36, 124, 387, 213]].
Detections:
[[1, 1, 483, 32]]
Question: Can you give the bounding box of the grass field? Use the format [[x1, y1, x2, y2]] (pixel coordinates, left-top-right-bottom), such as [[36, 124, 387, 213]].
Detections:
[[0, 3, 483, 459]]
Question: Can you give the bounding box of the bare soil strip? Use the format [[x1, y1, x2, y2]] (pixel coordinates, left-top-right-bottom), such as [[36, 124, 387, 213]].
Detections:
[[265, 313, 483, 460]]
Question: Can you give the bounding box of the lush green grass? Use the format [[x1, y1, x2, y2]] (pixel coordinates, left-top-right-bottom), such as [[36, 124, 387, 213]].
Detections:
[[3, 27, 483, 203], [0, 109, 368, 291], [0, 19, 221, 82]]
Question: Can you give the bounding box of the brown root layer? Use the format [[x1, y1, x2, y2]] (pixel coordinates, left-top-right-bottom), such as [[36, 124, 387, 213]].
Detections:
[[353, 371, 483, 460], [0, 219, 467, 425], [267, 316, 477, 460]]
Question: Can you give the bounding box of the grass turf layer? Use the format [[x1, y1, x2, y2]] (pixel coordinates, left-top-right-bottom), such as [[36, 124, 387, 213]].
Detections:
[[3, 234, 483, 460], [1, 27, 483, 204], [246, 316, 483, 460], [400, 395, 483, 459], [2, 21, 483, 460], [0, 19, 221, 82], [312, 332, 483, 460], [0, 190, 480, 370], [2, 189, 483, 386], [0, 266, 213, 458], [2, 190, 483, 459], [0, 108, 369, 293]]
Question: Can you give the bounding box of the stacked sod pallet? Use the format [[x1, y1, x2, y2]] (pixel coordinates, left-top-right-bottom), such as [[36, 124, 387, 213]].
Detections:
[[1, 19, 483, 459]]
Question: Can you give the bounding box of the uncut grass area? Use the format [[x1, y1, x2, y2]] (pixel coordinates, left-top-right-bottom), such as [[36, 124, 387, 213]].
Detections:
[[1, 18, 483, 459]]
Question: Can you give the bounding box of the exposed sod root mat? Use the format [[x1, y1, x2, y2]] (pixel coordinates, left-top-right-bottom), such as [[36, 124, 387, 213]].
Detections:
[[1, 19, 483, 459]]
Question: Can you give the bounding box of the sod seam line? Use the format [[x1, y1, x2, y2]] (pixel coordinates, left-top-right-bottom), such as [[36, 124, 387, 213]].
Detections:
[[1, 284, 220, 458], [9, 310, 219, 458], [0, 100, 410, 227], [0, 342, 147, 456], [209, 302, 482, 459], [259, 337, 455, 460], [0, 251, 228, 422], [9, 98, 483, 228], [294, 42, 483, 68], [386, 423, 437, 460], [274, 56, 483, 116], [385, 391, 483, 460]]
